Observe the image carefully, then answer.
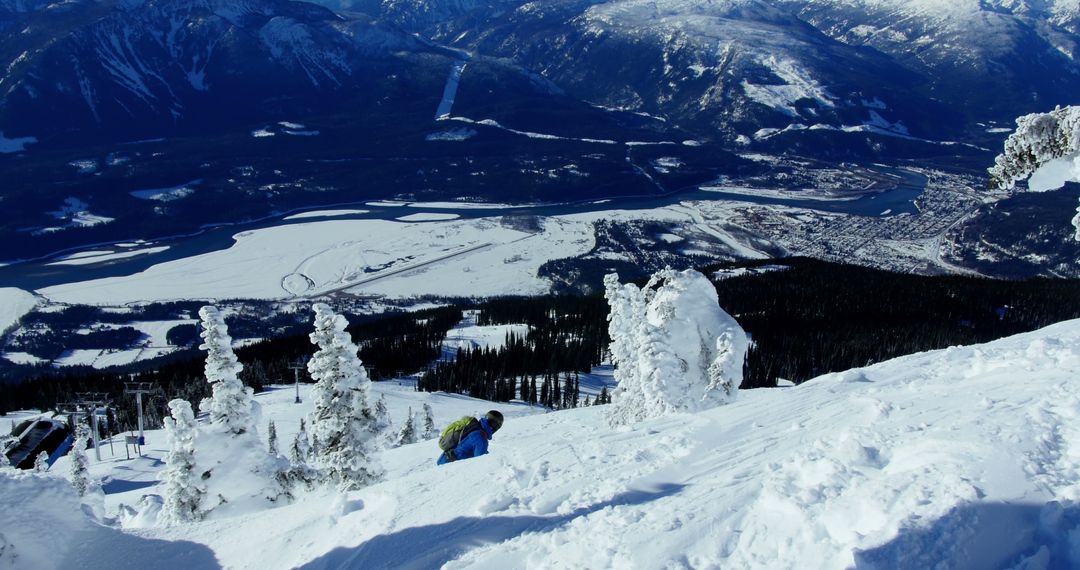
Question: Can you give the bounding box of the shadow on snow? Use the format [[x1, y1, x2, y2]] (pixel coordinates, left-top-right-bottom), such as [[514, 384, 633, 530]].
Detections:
[[300, 483, 687, 570], [855, 500, 1080, 570]]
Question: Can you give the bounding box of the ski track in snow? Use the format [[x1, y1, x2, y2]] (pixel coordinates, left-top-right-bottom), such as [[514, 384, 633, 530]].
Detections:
[[11, 320, 1080, 569]]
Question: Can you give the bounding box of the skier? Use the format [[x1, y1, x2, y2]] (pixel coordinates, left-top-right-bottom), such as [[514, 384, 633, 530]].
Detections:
[[436, 410, 503, 465]]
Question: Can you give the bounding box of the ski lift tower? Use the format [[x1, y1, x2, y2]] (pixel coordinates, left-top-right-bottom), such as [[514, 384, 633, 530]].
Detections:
[[70, 392, 110, 461], [124, 382, 156, 446], [288, 357, 308, 404]]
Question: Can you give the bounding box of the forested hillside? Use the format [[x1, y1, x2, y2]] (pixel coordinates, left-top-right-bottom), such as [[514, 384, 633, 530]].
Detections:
[[7, 259, 1080, 435]]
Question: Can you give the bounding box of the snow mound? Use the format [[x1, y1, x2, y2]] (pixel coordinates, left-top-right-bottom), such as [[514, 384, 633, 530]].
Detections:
[[0, 471, 218, 569]]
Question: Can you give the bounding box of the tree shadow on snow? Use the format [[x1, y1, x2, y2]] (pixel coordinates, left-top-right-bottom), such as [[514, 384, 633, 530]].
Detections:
[[102, 478, 158, 494], [300, 483, 686, 570], [855, 500, 1080, 570], [85, 526, 222, 570]]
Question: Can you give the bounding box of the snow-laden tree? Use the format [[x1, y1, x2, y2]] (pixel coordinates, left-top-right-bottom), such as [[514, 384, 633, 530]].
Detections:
[[267, 420, 279, 457], [160, 399, 204, 525], [374, 394, 392, 435], [421, 404, 436, 440], [190, 306, 291, 516], [33, 451, 48, 472], [291, 418, 311, 464], [199, 306, 254, 435], [69, 421, 91, 497], [989, 105, 1080, 240], [287, 418, 319, 489], [307, 303, 382, 490], [396, 408, 417, 447], [605, 268, 749, 427]]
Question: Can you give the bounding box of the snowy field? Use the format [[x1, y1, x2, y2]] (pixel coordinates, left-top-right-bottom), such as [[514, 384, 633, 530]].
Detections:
[[0, 287, 37, 335], [8, 319, 1080, 568], [32, 205, 765, 305], [440, 310, 532, 359], [42, 319, 196, 369]]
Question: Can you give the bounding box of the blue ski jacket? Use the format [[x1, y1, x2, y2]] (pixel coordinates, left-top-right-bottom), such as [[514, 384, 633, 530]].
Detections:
[[437, 417, 495, 465]]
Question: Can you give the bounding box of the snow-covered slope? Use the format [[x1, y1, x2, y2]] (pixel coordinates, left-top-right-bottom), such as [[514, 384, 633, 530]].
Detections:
[[0, 287, 36, 335], [372, 0, 1080, 149], [0, 0, 438, 139], [9, 318, 1080, 568]]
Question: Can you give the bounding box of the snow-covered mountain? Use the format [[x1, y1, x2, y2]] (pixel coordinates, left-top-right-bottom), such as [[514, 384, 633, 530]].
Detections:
[[6, 315, 1080, 568], [0, 0, 442, 140], [4, 0, 1078, 150], [359, 0, 1080, 151]]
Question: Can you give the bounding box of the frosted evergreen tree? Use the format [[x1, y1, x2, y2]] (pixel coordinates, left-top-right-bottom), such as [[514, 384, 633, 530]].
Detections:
[[287, 418, 318, 488], [291, 419, 311, 464], [307, 303, 382, 490], [604, 271, 649, 426], [33, 451, 48, 472], [396, 408, 417, 447], [605, 269, 748, 427], [267, 420, 279, 457], [199, 306, 254, 435], [990, 105, 1080, 240], [161, 399, 204, 525], [374, 394, 392, 434], [69, 421, 91, 497], [598, 387, 610, 405], [421, 404, 436, 439]]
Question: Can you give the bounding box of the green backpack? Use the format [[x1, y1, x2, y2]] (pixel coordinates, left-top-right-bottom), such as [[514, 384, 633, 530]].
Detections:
[[438, 416, 481, 457]]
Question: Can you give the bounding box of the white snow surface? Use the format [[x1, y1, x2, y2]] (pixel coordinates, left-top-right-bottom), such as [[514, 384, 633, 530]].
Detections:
[[395, 212, 461, 222], [48, 246, 170, 266], [442, 311, 531, 356], [13, 320, 1080, 568], [0, 287, 36, 335], [37, 216, 597, 303], [283, 209, 370, 220]]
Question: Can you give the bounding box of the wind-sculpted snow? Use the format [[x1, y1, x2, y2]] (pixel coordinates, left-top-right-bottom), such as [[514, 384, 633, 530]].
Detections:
[[605, 269, 747, 426]]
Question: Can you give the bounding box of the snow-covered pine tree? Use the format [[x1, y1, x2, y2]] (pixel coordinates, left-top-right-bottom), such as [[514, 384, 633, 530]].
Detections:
[[421, 404, 436, 439], [268, 420, 279, 457], [160, 399, 204, 525], [194, 306, 290, 515], [307, 303, 382, 490], [604, 272, 648, 426], [989, 105, 1080, 240], [291, 419, 311, 464], [69, 421, 91, 496], [396, 408, 417, 447], [375, 394, 392, 434], [606, 269, 748, 427], [33, 451, 48, 472], [287, 418, 318, 489], [198, 306, 254, 435]]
